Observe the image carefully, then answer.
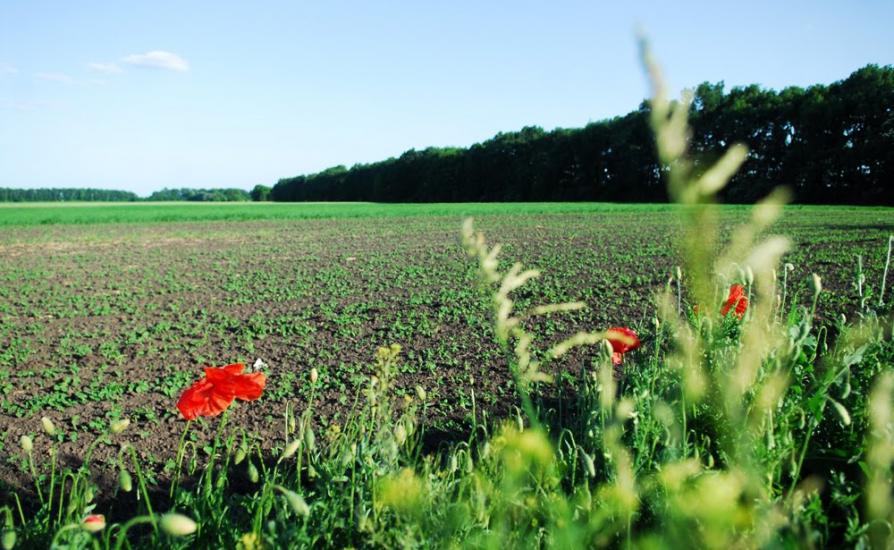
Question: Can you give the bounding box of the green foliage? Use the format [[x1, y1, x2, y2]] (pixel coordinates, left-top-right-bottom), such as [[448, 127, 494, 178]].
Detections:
[[249, 185, 272, 202], [0, 188, 138, 202], [146, 188, 251, 202]]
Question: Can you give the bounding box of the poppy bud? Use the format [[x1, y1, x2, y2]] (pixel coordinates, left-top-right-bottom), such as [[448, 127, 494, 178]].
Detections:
[[415, 385, 426, 401], [811, 274, 822, 296], [304, 427, 316, 450], [1, 529, 14, 550], [580, 449, 596, 478], [247, 461, 259, 483], [394, 424, 407, 446], [41, 417, 56, 436], [159, 513, 197, 537], [745, 266, 754, 287], [309, 368, 319, 384], [276, 486, 310, 517], [82, 514, 106, 533], [119, 469, 133, 492], [19, 436, 32, 453], [110, 418, 130, 434], [281, 440, 301, 460], [234, 448, 247, 465]]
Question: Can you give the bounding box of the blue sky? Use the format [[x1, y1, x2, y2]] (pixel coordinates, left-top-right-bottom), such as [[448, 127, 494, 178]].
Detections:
[[1, 1, 892, 196]]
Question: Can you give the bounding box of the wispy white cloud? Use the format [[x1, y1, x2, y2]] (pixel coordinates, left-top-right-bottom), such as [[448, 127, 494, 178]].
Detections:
[[87, 61, 122, 74], [122, 50, 189, 72], [0, 63, 17, 75], [0, 98, 59, 111], [35, 72, 74, 84]]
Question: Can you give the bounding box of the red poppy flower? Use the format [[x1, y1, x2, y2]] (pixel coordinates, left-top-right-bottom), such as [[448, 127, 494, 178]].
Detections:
[[720, 284, 748, 319], [177, 363, 266, 420], [606, 327, 641, 366]]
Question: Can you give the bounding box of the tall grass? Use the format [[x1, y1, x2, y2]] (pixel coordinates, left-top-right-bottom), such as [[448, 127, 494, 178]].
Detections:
[[2, 44, 893, 549]]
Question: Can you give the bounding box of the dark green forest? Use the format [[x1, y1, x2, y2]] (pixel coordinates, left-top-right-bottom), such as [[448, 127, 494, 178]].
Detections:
[[272, 65, 894, 205]]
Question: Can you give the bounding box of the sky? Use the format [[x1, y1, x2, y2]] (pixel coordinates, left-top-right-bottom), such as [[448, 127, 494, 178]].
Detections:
[[1, 1, 892, 196]]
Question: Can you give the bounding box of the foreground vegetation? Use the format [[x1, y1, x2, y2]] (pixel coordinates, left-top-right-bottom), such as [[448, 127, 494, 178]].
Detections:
[[1, 49, 893, 548]]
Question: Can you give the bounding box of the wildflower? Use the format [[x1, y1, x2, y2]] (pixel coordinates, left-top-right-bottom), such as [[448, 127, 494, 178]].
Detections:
[[177, 363, 266, 421], [721, 284, 748, 319], [605, 327, 641, 366], [82, 514, 106, 533]]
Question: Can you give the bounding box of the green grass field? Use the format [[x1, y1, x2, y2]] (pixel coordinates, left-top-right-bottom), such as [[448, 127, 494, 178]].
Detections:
[[5, 200, 892, 227]]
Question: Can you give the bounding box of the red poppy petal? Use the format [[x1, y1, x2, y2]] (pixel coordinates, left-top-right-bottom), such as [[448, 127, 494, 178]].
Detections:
[[606, 327, 641, 354], [205, 390, 236, 417], [217, 372, 266, 401], [204, 363, 245, 382], [177, 379, 215, 420], [235, 372, 266, 401], [735, 296, 748, 318]]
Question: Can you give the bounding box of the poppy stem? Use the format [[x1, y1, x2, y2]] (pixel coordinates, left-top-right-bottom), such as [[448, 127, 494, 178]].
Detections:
[[170, 421, 192, 499]]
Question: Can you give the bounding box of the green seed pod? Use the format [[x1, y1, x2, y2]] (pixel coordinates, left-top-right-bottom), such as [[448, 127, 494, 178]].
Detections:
[[118, 469, 133, 492]]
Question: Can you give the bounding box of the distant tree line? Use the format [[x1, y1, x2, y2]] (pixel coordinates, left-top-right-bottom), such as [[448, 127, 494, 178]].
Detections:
[[145, 188, 251, 202], [0, 187, 267, 203], [272, 64, 894, 205], [0, 188, 139, 202]]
